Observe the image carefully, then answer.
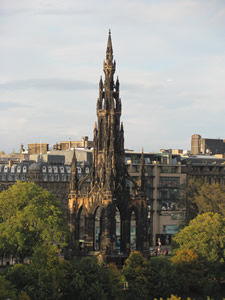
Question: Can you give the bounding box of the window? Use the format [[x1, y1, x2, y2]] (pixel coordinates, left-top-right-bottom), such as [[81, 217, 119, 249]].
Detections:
[[159, 189, 179, 200], [163, 225, 180, 235], [42, 166, 47, 173], [22, 166, 27, 173], [66, 166, 71, 173], [125, 157, 132, 164], [161, 166, 177, 174], [48, 167, 52, 173], [4, 166, 8, 173], [145, 157, 151, 164], [159, 178, 179, 188], [85, 167, 89, 173], [54, 166, 58, 173]]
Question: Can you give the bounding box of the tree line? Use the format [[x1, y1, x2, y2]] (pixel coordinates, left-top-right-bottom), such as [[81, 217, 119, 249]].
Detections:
[[0, 181, 225, 299]]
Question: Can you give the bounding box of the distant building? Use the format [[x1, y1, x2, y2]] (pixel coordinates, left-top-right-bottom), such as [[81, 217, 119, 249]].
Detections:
[[28, 143, 49, 155], [54, 136, 93, 151], [125, 150, 186, 246], [191, 134, 225, 155], [0, 158, 91, 210]]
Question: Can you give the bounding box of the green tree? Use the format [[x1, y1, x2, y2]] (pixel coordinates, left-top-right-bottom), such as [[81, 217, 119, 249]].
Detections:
[[6, 249, 122, 300], [182, 178, 201, 221], [0, 275, 17, 300], [68, 256, 120, 300], [173, 213, 225, 264], [107, 263, 124, 293], [6, 245, 70, 300], [185, 179, 225, 220], [0, 181, 69, 262], [149, 257, 185, 299], [171, 248, 205, 297], [173, 213, 225, 297], [122, 251, 150, 300]]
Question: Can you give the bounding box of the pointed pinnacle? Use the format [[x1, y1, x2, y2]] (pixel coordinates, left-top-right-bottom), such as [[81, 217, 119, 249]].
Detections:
[[72, 149, 77, 164], [106, 30, 113, 57]]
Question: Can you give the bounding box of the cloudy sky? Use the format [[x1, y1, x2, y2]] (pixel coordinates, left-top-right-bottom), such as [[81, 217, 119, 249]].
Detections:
[[1, 0, 225, 153]]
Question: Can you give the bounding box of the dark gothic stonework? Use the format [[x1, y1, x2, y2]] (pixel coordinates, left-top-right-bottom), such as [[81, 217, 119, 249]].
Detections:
[[68, 31, 149, 258]]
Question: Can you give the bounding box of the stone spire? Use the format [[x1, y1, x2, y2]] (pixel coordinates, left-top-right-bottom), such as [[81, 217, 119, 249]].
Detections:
[[138, 149, 145, 193], [106, 29, 113, 63], [92, 31, 125, 196], [104, 30, 116, 85], [70, 149, 78, 192]]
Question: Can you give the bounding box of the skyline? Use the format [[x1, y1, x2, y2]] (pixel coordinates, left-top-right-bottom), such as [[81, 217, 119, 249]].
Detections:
[[1, 0, 225, 153]]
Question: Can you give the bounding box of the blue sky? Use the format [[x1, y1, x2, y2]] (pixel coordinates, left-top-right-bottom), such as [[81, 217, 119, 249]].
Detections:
[[1, 0, 225, 153]]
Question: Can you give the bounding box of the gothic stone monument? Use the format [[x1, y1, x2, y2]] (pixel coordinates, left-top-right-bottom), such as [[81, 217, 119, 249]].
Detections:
[[68, 31, 149, 258]]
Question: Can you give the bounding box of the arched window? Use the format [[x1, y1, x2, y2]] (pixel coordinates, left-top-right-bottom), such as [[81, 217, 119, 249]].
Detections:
[[66, 166, 71, 173], [130, 211, 136, 250], [94, 207, 101, 250], [115, 207, 121, 251]]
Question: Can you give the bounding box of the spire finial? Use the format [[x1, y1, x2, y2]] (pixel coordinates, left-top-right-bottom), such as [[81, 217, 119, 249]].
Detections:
[[70, 149, 78, 192], [106, 29, 113, 61]]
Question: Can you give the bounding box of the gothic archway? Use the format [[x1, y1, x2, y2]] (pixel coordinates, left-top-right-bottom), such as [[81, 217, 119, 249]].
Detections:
[[79, 206, 85, 241], [130, 211, 136, 250]]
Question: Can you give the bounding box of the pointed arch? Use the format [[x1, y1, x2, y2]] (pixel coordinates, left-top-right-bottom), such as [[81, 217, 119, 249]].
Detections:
[[130, 211, 137, 251], [78, 206, 85, 241], [94, 206, 101, 250]]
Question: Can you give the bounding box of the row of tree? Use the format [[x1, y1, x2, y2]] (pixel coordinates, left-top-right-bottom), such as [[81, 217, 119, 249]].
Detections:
[[0, 181, 225, 299], [1, 228, 225, 300], [122, 211, 225, 299]]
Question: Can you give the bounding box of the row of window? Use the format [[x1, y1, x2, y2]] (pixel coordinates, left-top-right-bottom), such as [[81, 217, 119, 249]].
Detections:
[[0, 165, 28, 173], [42, 166, 71, 174], [0, 175, 26, 181], [159, 178, 180, 188], [0, 165, 90, 174]]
